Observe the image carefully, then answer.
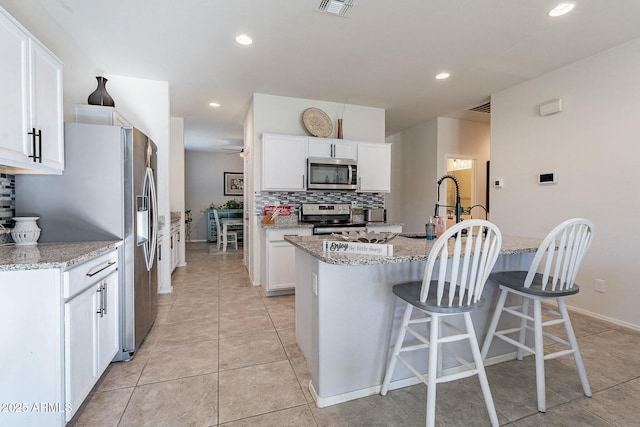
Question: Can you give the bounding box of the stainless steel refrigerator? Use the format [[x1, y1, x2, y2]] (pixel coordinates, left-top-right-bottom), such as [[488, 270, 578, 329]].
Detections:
[[16, 121, 158, 361]]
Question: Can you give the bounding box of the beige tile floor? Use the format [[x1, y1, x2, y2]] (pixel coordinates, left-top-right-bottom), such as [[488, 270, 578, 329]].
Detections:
[[68, 242, 640, 426]]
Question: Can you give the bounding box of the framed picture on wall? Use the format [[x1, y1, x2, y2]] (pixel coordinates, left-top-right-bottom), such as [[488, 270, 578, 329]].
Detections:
[[224, 172, 244, 196]]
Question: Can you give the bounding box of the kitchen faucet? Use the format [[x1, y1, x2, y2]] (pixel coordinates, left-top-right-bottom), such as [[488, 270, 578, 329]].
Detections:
[[434, 174, 462, 224], [468, 204, 488, 220]]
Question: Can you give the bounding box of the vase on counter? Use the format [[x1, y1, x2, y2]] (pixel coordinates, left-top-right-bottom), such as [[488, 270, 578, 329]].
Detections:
[[88, 76, 115, 107], [337, 118, 344, 139], [11, 217, 41, 246]]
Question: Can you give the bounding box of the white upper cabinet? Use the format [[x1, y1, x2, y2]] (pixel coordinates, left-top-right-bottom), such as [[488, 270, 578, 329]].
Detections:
[[0, 7, 64, 173], [261, 133, 308, 191], [261, 133, 391, 193], [357, 142, 391, 193], [308, 138, 357, 160]]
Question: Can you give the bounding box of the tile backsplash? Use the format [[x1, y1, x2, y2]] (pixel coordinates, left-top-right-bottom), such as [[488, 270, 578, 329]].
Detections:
[[0, 173, 15, 227], [254, 191, 384, 216]]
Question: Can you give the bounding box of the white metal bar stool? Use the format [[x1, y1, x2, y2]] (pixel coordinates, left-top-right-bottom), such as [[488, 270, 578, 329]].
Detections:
[[481, 218, 594, 413], [381, 219, 502, 427]]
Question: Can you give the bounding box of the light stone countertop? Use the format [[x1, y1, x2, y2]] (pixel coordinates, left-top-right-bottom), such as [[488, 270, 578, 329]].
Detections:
[[259, 218, 403, 229], [0, 240, 122, 272], [285, 234, 542, 266]]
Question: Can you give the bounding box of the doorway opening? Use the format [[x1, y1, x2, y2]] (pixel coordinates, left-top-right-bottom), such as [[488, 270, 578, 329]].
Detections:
[[444, 157, 477, 226]]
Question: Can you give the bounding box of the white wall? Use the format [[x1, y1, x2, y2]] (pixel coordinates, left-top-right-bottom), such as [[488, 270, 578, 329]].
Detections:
[[246, 93, 386, 285], [437, 117, 491, 216], [386, 119, 437, 232], [491, 39, 640, 329], [385, 117, 490, 233], [184, 151, 243, 242], [170, 117, 186, 266]]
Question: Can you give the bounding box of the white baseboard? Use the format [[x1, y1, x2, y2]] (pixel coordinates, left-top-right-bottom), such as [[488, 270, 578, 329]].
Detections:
[[307, 352, 517, 408], [542, 300, 640, 331]]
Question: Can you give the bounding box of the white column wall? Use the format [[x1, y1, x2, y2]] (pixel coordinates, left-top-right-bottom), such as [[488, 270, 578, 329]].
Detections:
[[490, 39, 640, 329], [104, 75, 172, 294], [170, 117, 186, 267]]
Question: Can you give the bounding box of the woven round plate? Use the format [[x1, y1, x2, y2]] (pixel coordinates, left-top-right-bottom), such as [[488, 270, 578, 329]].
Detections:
[[302, 108, 333, 137]]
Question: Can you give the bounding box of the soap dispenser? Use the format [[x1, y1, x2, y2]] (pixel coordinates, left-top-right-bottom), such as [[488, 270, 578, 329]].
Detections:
[[436, 216, 445, 237], [425, 217, 436, 240]]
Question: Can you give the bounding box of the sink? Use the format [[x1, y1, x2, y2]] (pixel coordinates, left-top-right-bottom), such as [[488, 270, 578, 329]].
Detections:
[[401, 233, 427, 239]]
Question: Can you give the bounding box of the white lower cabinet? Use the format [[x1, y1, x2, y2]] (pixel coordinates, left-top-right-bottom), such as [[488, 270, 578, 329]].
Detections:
[[65, 268, 119, 421], [0, 248, 119, 426], [262, 227, 312, 295]]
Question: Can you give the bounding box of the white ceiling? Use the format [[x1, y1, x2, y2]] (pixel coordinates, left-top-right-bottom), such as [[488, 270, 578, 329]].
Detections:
[[37, 0, 640, 151]]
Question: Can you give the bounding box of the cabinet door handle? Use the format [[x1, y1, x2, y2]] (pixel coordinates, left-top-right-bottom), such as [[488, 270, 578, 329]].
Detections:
[[102, 283, 108, 316], [302, 174, 305, 188], [158, 244, 162, 261], [170, 235, 173, 249], [28, 128, 37, 162], [86, 261, 117, 277], [37, 129, 42, 163], [96, 285, 104, 317], [177, 232, 180, 242]]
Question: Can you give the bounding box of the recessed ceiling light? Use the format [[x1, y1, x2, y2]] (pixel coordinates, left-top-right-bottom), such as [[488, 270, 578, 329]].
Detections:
[[549, 2, 575, 17], [235, 34, 252, 45], [209, 102, 220, 108], [435, 72, 450, 80]]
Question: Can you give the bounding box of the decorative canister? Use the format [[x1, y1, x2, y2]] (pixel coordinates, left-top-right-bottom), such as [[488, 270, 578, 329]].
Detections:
[[11, 217, 41, 246], [87, 76, 115, 107], [351, 208, 365, 224]]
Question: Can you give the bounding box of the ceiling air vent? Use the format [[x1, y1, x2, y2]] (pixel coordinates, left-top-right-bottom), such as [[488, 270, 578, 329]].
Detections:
[[315, 0, 355, 17], [467, 101, 491, 114]]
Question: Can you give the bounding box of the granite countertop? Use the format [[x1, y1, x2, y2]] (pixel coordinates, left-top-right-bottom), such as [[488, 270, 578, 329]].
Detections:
[[170, 211, 182, 225], [259, 218, 403, 230], [260, 220, 314, 229], [284, 234, 542, 266], [0, 240, 122, 272]]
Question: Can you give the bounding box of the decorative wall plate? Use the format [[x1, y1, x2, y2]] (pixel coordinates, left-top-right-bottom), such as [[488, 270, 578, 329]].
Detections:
[[302, 108, 333, 137]]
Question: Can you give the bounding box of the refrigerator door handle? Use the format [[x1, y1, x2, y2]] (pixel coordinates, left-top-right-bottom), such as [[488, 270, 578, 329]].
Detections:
[[147, 167, 158, 270]]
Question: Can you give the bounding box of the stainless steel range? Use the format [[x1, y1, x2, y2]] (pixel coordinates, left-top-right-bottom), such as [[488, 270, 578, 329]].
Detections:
[[300, 203, 367, 235]]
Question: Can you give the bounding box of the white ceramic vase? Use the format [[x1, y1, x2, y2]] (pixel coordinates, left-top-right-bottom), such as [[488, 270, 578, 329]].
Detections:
[[11, 217, 41, 246]]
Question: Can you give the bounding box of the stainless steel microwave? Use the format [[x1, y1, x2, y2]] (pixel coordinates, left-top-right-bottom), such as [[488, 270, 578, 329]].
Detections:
[[307, 157, 358, 190]]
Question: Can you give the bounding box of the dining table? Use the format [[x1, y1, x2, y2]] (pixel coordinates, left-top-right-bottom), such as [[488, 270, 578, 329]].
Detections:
[[220, 218, 243, 252]]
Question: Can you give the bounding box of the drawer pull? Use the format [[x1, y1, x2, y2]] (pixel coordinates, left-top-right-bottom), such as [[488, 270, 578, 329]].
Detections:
[[86, 261, 117, 277]]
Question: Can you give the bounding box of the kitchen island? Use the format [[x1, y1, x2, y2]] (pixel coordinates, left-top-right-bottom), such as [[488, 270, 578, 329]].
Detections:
[[285, 234, 541, 408]]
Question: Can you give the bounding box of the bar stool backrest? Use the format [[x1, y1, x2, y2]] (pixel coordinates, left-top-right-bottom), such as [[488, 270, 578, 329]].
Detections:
[[524, 218, 594, 292], [421, 219, 502, 307]]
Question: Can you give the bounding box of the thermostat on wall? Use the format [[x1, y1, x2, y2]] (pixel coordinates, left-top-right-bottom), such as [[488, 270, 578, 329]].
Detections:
[[538, 172, 557, 185]]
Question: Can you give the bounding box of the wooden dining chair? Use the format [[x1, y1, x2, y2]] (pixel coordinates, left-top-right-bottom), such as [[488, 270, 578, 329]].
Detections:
[[481, 218, 594, 412], [213, 209, 237, 251], [380, 219, 503, 427]]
